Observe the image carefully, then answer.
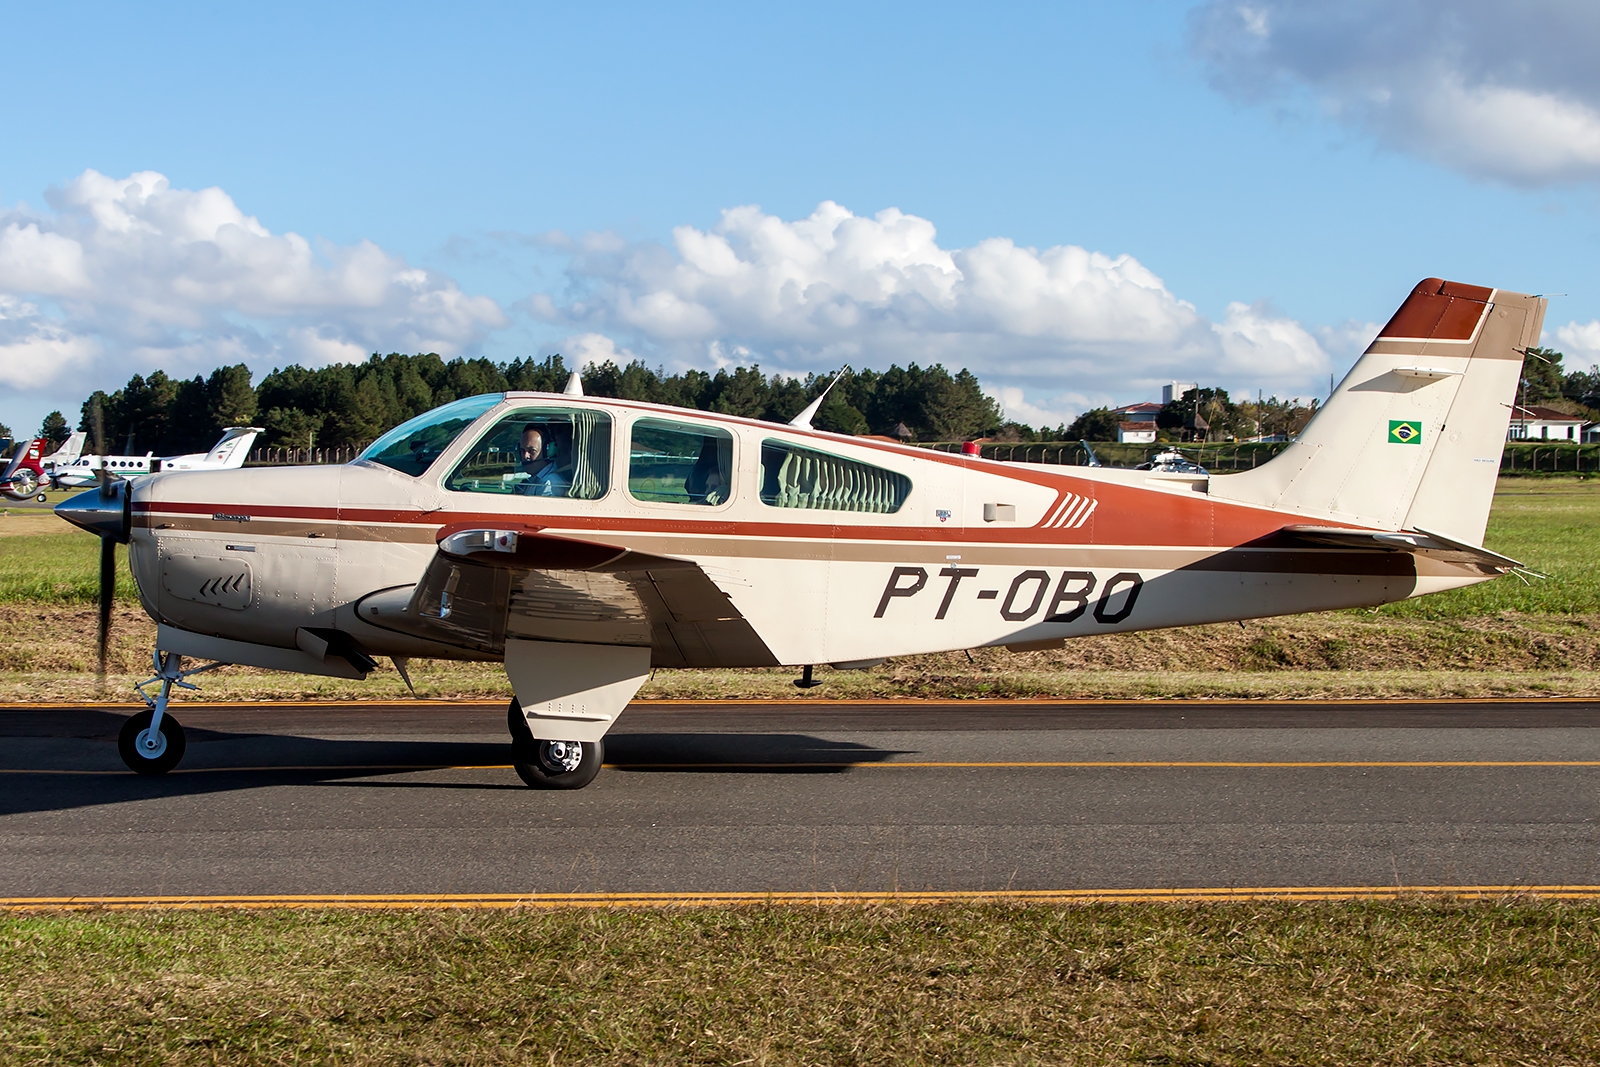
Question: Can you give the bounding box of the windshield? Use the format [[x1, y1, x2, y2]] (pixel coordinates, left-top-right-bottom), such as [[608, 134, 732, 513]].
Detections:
[[356, 394, 503, 477]]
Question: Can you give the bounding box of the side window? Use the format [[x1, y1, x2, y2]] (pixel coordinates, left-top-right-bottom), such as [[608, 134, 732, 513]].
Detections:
[[445, 408, 611, 499], [760, 441, 911, 513], [628, 419, 733, 506]]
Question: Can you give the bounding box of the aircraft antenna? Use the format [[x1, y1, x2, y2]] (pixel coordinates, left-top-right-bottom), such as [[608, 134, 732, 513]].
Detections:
[[789, 366, 851, 430], [563, 371, 584, 397]]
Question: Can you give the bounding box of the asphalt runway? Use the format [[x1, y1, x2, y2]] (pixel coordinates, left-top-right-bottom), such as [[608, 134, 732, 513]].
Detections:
[[4, 699, 1600, 903]]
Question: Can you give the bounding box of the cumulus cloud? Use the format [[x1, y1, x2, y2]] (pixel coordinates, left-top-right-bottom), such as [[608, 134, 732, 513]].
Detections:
[[1188, 0, 1600, 185], [1554, 320, 1600, 367], [0, 169, 504, 409], [535, 201, 1332, 425]]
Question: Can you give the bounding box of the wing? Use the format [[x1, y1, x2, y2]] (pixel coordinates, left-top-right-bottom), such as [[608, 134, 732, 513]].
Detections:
[[355, 525, 778, 667], [1279, 524, 1521, 575]]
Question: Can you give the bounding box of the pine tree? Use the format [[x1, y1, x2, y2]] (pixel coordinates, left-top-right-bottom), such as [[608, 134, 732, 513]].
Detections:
[[38, 411, 70, 447]]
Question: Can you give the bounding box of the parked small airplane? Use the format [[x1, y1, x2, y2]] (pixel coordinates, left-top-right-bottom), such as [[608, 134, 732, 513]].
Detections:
[[57, 279, 1541, 789], [52, 426, 263, 488], [0, 432, 85, 501]]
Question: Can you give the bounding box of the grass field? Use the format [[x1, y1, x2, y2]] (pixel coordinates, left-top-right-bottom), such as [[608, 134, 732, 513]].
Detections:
[[2, 480, 1597, 701], [3, 902, 1599, 1065]]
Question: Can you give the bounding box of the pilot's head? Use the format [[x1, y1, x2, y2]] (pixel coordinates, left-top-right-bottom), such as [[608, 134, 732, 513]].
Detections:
[[519, 426, 550, 474]]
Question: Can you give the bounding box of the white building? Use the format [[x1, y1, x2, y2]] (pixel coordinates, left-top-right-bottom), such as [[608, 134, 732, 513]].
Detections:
[[1508, 405, 1587, 441], [1117, 421, 1157, 444], [1162, 382, 1197, 405]]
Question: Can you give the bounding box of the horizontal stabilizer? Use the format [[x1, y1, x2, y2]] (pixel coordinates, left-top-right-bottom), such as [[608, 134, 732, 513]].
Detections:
[[1281, 525, 1521, 574]]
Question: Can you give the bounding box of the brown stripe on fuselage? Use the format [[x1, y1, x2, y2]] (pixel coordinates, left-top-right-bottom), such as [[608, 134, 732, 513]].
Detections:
[[135, 508, 1442, 577]]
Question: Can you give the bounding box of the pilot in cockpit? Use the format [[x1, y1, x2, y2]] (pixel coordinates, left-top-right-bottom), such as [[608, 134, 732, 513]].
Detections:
[[516, 425, 571, 497]]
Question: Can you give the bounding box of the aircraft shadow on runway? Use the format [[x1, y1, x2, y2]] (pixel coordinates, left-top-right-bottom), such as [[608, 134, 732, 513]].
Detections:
[[0, 712, 905, 816]]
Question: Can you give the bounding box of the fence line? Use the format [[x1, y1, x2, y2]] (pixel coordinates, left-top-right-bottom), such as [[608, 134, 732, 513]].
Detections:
[[922, 440, 1599, 474]]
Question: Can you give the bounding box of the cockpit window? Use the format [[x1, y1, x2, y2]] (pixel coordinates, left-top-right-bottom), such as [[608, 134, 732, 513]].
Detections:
[[760, 440, 911, 513], [357, 395, 503, 477], [446, 408, 612, 499], [628, 419, 733, 506]]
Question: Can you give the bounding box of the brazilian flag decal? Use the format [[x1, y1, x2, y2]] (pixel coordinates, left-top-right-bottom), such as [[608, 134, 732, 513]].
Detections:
[[1388, 420, 1422, 445]]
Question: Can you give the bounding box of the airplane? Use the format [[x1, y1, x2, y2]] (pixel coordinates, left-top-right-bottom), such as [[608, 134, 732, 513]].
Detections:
[[0, 432, 85, 501], [51, 426, 264, 488], [55, 278, 1541, 790]]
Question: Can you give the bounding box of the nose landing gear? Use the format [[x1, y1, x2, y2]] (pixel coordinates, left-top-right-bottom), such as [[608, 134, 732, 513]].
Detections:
[[120, 651, 224, 775], [507, 698, 603, 789]]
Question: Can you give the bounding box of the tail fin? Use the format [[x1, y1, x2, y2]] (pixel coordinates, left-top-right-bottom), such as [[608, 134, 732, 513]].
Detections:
[[46, 431, 86, 462], [1210, 279, 1545, 546], [207, 426, 264, 468]]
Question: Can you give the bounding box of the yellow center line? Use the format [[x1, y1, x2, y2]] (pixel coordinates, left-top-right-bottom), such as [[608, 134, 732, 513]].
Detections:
[[5, 759, 1600, 775], [5, 886, 1600, 910]]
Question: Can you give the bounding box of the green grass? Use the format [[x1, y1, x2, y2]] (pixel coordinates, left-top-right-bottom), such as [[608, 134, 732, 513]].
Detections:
[[4, 903, 1600, 1065], [0, 534, 136, 605], [1374, 481, 1600, 618]]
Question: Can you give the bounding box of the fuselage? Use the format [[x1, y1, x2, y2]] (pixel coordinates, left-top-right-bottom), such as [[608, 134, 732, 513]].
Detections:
[[123, 391, 1490, 669]]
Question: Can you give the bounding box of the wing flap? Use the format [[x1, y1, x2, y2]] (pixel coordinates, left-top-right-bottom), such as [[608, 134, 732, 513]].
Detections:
[[355, 526, 777, 666]]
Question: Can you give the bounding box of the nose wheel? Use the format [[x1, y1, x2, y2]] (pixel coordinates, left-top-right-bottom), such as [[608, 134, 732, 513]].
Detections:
[[118, 707, 187, 775], [507, 699, 603, 789]]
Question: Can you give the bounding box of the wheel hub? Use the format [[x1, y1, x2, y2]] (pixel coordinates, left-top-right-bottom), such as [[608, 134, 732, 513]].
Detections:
[[538, 740, 584, 774], [136, 728, 167, 759]]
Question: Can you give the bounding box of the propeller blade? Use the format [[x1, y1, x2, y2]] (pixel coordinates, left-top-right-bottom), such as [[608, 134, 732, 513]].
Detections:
[[97, 534, 114, 682]]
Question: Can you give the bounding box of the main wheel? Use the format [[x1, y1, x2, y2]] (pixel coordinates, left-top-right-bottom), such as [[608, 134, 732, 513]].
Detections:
[[507, 699, 603, 790], [118, 709, 187, 775]]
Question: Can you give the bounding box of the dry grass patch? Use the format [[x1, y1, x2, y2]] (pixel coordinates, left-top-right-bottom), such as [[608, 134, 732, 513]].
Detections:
[[3, 604, 1600, 703], [3, 902, 1600, 1065]]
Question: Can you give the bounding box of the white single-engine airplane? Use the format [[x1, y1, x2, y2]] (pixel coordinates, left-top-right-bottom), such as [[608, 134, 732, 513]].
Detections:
[[57, 279, 1540, 789], [52, 426, 263, 488]]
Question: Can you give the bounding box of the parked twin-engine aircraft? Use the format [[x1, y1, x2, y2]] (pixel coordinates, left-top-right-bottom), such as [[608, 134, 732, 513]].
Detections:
[[57, 279, 1541, 789], [52, 426, 263, 489]]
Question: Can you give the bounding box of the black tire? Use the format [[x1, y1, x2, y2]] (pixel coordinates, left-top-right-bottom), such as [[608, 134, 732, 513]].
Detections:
[[507, 698, 603, 790], [118, 709, 187, 775]]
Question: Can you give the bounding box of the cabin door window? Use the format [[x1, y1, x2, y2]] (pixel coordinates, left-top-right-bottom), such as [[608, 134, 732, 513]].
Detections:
[[627, 419, 733, 506]]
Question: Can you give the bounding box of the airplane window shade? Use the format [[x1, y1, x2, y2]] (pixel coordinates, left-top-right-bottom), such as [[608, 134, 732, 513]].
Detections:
[[445, 408, 611, 499], [359, 394, 503, 477], [628, 419, 733, 506], [760, 441, 910, 513]]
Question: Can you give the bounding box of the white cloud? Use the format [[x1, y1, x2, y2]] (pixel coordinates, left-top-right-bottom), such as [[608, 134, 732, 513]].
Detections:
[[0, 169, 505, 410], [1188, 0, 1600, 186], [535, 201, 1331, 423], [562, 332, 639, 370], [1554, 320, 1600, 365]]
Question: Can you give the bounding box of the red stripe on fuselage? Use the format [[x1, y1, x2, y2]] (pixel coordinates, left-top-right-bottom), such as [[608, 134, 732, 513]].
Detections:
[[134, 480, 1329, 550]]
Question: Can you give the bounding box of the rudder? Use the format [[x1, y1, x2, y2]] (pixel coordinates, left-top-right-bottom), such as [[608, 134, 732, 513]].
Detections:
[[1210, 279, 1546, 545]]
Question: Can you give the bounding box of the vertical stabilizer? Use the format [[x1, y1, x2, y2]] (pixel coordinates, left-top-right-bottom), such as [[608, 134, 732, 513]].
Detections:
[[1210, 279, 1545, 546], [207, 427, 265, 469]]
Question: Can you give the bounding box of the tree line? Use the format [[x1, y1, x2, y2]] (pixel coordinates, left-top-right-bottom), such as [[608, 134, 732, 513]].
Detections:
[[8, 345, 1595, 459], [50, 354, 1009, 456]]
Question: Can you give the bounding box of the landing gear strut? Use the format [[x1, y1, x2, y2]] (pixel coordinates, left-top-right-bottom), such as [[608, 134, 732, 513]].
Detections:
[[507, 698, 603, 790], [120, 651, 223, 775]]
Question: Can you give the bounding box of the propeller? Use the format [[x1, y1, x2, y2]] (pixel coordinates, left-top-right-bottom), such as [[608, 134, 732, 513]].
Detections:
[[56, 468, 130, 684]]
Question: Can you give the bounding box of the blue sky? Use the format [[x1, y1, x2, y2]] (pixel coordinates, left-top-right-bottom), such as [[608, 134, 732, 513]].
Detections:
[[5, 0, 1600, 439]]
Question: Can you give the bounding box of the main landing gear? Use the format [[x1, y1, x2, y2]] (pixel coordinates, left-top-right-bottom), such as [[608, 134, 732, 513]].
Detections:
[[119, 651, 222, 775], [507, 698, 603, 789]]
